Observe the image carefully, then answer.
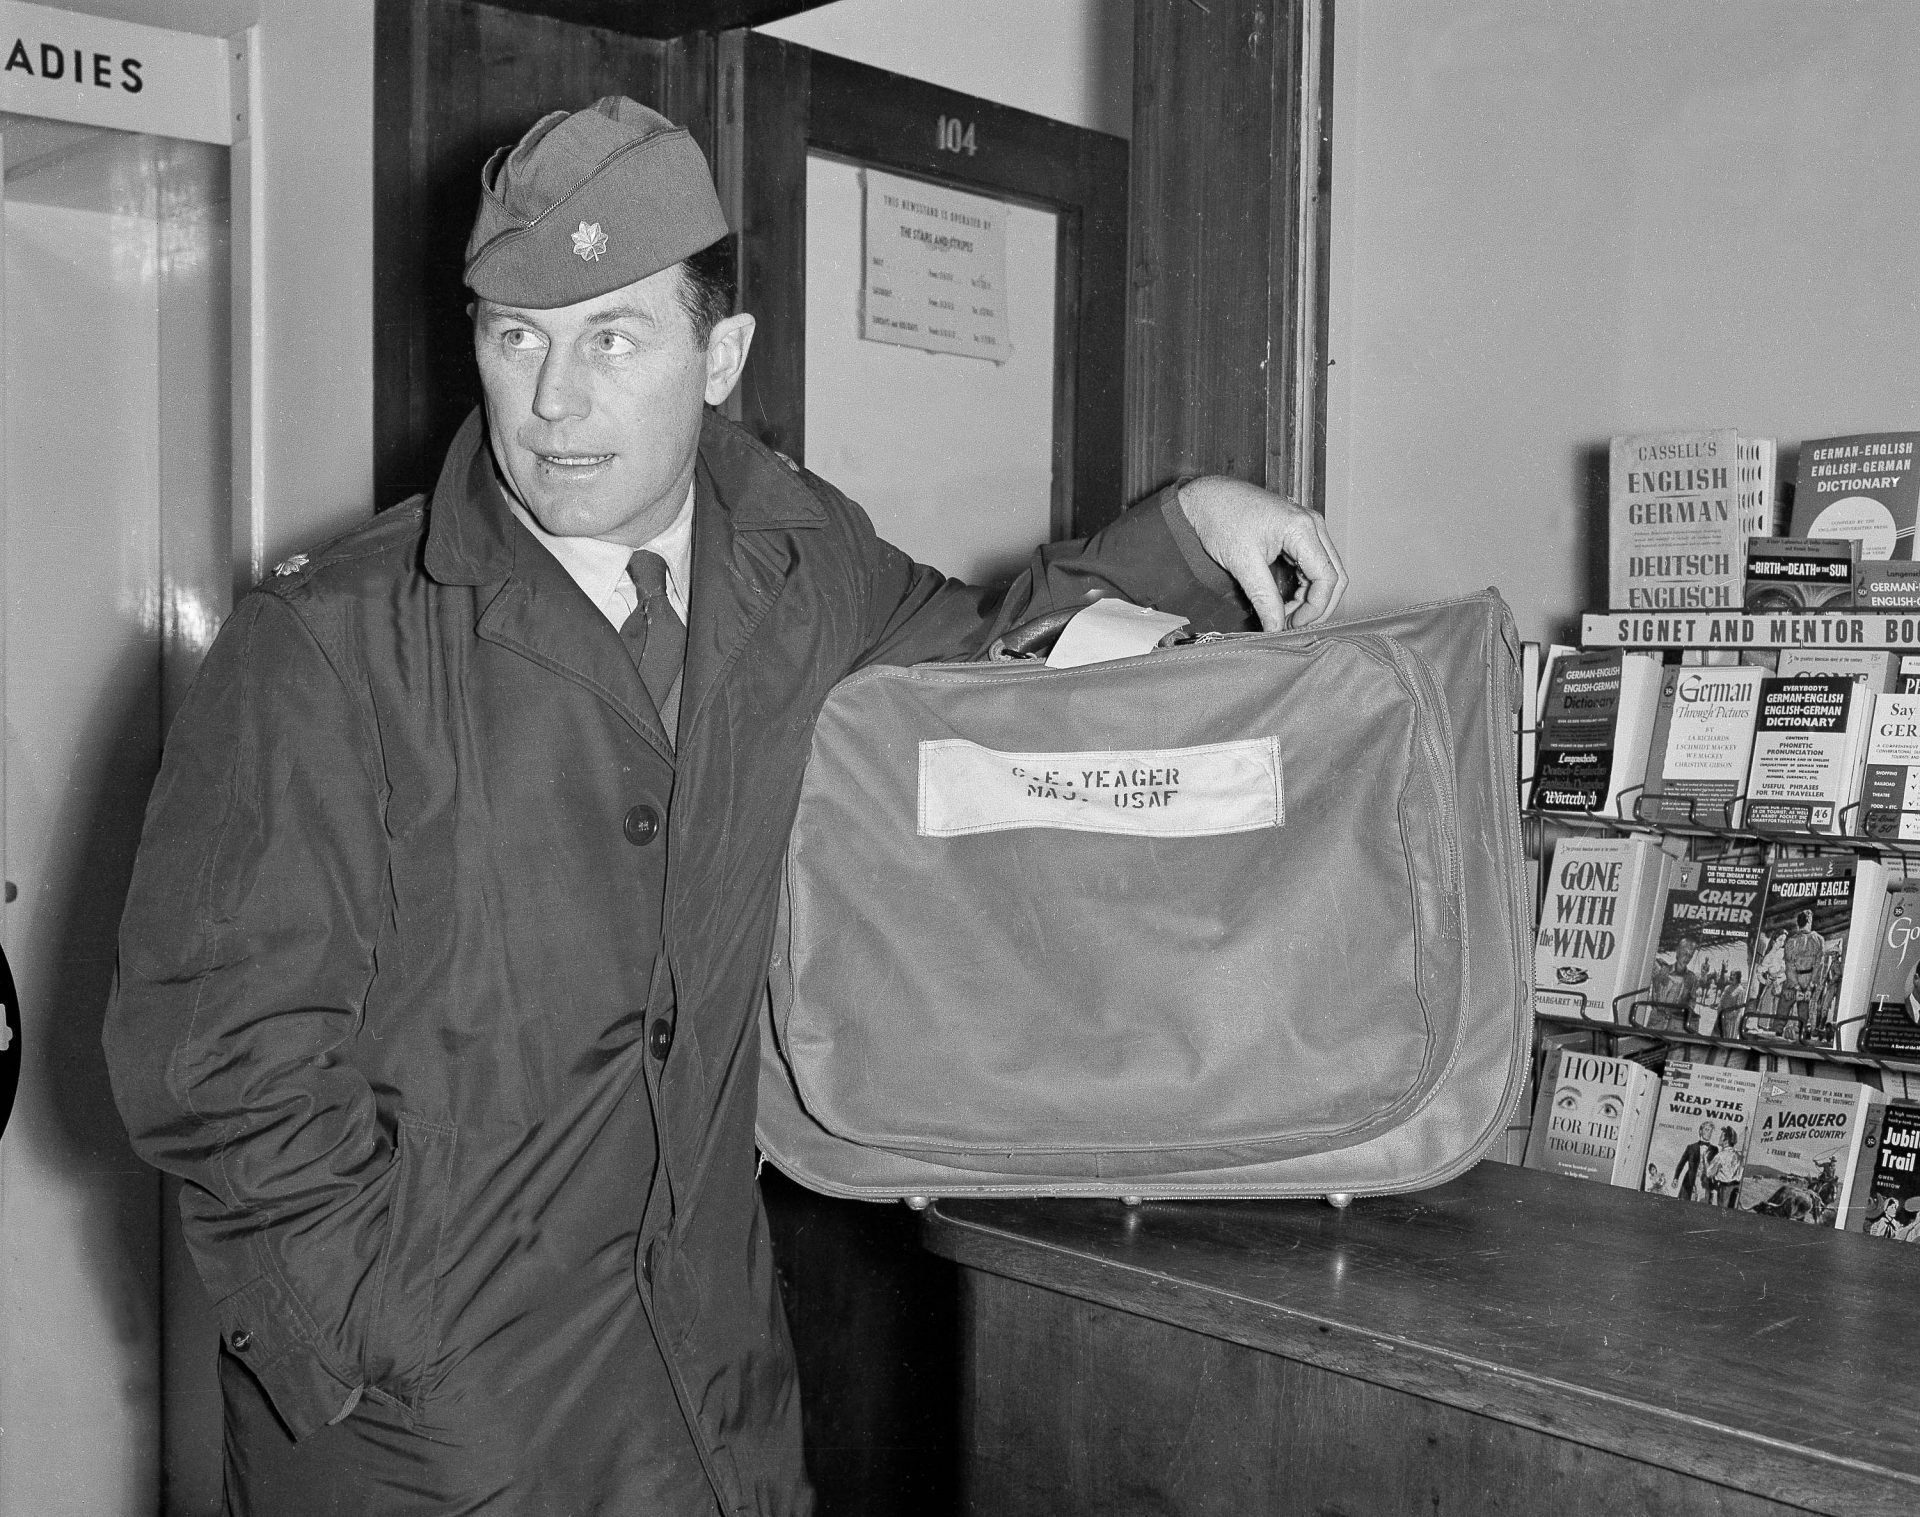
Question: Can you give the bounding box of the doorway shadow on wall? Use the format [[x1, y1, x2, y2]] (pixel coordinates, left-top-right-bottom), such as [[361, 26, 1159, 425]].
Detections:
[[1571, 440, 1609, 643]]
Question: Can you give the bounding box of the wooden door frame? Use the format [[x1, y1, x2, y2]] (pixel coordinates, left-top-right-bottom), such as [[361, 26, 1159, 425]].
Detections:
[[1127, 0, 1333, 516], [715, 30, 1130, 540]]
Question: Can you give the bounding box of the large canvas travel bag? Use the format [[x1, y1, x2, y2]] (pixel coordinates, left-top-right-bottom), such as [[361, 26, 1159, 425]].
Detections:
[[756, 590, 1532, 1202]]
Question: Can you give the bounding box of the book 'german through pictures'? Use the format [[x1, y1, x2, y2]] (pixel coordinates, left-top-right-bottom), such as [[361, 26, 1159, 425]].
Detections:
[[1634, 663, 1766, 828]]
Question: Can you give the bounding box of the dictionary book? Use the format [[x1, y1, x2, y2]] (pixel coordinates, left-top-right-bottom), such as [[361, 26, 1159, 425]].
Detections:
[[1742, 674, 1872, 836], [1530, 649, 1663, 816], [1641, 1061, 1762, 1205], [1735, 1072, 1885, 1228], [1788, 430, 1920, 609], [1633, 662, 1766, 827], [1859, 1102, 1920, 1240], [1608, 428, 1775, 612], [1533, 833, 1672, 1022], [1523, 1047, 1662, 1188], [1631, 855, 1765, 1037]]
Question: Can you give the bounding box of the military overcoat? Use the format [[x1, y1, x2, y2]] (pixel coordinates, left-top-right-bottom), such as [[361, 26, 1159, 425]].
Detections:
[[104, 409, 1240, 1514]]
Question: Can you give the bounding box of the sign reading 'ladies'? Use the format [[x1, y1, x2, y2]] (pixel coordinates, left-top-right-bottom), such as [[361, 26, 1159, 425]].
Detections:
[[0, 1, 234, 146]]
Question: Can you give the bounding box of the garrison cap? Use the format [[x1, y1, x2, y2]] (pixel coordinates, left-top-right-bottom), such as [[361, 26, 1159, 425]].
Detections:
[[464, 96, 729, 309]]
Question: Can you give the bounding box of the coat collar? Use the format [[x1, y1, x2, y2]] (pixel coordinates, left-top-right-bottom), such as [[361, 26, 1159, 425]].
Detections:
[[420, 408, 826, 755], [422, 408, 824, 588]]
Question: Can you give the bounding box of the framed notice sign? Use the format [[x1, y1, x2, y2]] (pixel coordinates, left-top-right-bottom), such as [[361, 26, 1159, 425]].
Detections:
[[718, 32, 1128, 543], [860, 169, 1011, 363]]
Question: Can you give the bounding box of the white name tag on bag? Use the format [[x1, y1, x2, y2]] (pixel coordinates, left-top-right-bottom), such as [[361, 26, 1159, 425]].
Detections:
[[916, 737, 1285, 838]]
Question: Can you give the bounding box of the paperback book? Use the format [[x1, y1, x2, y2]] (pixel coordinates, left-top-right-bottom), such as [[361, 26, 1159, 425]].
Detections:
[[1775, 648, 1898, 692], [1857, 692, 1920, 840], [1533, 834, 1672, 1022], [1609, 428, 1776, 611], [1641, 1061, 1763, 1205], [1789, 431, 1920, 607], [1634, 663, 1767, 827], [1859, 878, 1920, 1060], [1860, 1102, 1920, 1241], [1631, 856, 1765, 1036], [1741, 674, 1871, 835], [1741, 855, 1878, 1049], [1743, 536, 1856, 612], [1531, 649, 1664, 816], [1523, 1047, 1662, 1188], [1734, 1073, 1886, 1228]]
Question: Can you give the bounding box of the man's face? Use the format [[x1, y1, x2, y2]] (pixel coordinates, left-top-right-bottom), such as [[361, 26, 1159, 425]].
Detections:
[[473, 266, 753, 548]]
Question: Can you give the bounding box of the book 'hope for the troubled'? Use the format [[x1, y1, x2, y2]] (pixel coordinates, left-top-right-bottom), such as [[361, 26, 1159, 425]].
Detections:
[[1524, 1047, 1661, 1188]]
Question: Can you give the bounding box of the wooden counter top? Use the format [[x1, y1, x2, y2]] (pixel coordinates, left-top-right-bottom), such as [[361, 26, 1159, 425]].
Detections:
[[923, 1161, 1920, 1516]]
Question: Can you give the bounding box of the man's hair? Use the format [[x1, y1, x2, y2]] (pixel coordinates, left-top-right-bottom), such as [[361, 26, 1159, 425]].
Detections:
[[678, 235, 737, 342]]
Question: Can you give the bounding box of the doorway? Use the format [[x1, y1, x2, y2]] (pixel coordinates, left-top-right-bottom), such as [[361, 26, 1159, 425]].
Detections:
[[0, 93, 237, 1517]]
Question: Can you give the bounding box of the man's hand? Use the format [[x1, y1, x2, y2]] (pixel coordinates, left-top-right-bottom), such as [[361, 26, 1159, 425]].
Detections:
[[1177, 476, 1348, 630]]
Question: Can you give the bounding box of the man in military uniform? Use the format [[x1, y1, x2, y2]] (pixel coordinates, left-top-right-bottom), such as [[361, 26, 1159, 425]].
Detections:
[[103, 99, 1346, 1514]]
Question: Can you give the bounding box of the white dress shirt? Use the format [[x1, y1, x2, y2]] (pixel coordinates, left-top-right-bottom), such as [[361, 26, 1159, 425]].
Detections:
[[507, 480, 694, 630]]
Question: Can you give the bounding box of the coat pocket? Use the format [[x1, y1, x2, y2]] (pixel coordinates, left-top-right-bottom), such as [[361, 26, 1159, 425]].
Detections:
[[366, 1113, 456, 1405]]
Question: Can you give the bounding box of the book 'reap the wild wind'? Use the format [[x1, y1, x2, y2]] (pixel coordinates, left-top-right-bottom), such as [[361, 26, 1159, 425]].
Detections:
[[1735, 1073, 1886, 1229], [1642, 1061, 1763, 1205], [1632, 856, 1765, 1037], [1860, 1103, 1920, 1241], [1609, 428, 1775, 611], [1523, 1047, 1662, 1187], [1533, 833, 1672, 1022]]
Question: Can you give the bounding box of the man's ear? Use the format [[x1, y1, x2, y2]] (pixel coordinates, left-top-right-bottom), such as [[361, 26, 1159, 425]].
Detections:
[[703, 313, 756, 406]]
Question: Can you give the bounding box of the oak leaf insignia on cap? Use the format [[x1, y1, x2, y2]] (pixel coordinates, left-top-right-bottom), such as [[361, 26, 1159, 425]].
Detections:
[[464, 96, 728, 309]]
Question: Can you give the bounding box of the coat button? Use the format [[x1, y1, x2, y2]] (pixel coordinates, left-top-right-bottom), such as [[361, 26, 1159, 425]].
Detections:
[[623, 805, 661, 846], [648, 1018, 674, 1060], [228, 1328, 253, 1352]]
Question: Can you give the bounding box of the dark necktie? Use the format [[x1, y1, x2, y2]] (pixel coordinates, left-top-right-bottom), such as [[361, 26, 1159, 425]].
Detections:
[[622, 549, 686, 731]]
